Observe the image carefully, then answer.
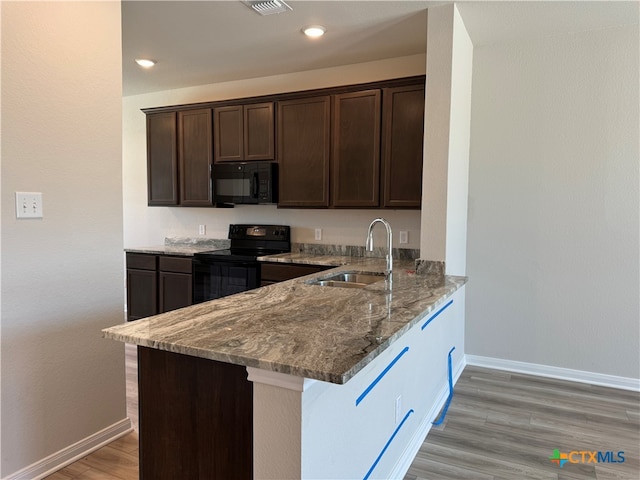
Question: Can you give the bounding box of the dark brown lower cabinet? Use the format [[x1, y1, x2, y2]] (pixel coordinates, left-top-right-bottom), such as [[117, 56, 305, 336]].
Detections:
[[138, 346, 253, 480], [126, 254, 158, 321], [126, 253, 193, 321], [158, 256, 193, 313]]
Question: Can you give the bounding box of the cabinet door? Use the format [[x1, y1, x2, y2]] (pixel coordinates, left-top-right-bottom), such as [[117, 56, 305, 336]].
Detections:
[[147, 112, 178, 205], [159, 271, 192, 313], [214, 105, 243, 162], [159, 256, 193, 312], [127, 269, 157, 321], [244, 102, 274, 160], [381, 85, 425, 208], [331, 90, 381, 208], [179, 109, 213, 206], [277, 96, 331, 207]]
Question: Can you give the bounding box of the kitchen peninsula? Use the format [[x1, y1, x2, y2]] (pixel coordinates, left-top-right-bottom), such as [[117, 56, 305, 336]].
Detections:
[[103, 255, 466, 479]]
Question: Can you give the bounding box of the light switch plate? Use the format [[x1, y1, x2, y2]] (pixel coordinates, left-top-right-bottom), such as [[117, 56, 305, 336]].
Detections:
[[314, 228, 322, 241], [16, 192, 43, 219], [399, 231, 408, 244]]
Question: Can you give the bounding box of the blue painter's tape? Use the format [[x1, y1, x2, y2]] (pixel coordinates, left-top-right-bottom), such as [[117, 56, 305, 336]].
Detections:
[[363, 409, 415, 480], [356, 346, 409, 407], [421, 299, 453, 330], [432, 346, 456, 426]]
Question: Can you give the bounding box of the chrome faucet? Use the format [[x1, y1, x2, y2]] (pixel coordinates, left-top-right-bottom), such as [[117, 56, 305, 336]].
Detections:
[[366, 217, 393, 279]]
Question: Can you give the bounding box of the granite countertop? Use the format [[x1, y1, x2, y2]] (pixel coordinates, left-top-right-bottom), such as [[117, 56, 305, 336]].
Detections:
[[125, 237, 230, 257], [257, 251, 354, 267], [125, 245, 216, 256], [104, 255, 466, 385]]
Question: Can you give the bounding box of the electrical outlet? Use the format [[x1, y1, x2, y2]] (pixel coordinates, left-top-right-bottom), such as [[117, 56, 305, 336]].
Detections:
[[198, 224, 206, 235], [399, 231, 408, 245], [314, 228, 322, 241], [15, 192, 43, 219], [395, 395, 402, 424]]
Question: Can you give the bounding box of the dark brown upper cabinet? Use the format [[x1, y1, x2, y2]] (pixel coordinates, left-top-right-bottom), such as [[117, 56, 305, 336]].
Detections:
[[178, 109, 213, 206], [143, 75, 425, 209], [147, 112, 178, 205], [214, 102, 274, 162], [277, 96, 331, 207], [381, 85, 425, 208], [331, 90, 381, 208]]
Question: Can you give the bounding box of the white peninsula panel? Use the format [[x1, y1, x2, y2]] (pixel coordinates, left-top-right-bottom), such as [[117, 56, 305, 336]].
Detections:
[[251, 287, 465, 480]]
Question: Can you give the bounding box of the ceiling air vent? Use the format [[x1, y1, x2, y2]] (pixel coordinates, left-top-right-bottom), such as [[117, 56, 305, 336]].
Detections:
[[242, 0, 292, 16]]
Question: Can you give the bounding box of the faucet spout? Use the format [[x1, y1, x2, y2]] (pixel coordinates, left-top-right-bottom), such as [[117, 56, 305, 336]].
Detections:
[[365, 217, 393, 279]]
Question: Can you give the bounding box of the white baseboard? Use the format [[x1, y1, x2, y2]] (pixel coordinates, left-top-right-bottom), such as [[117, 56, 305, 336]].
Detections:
[[466, 355, 640, 392], [3, 418, 132, 480], [389, 356, 466, 479]]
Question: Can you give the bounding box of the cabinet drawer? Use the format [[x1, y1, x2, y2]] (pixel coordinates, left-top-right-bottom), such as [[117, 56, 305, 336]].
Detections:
[[126, 253, 157, 271], [159, 256, 193, 274], [261, 263, 330, 282]]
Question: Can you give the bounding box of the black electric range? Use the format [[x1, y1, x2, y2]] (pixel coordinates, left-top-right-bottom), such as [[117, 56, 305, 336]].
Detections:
[[192, 224, 290, 303]]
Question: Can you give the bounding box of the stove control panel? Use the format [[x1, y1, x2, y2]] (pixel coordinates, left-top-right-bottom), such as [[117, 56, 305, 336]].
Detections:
[[228, 224, 290, 242]]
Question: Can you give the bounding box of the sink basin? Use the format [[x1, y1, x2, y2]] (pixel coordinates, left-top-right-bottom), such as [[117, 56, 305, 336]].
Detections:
[[306, 271, 386, 289]]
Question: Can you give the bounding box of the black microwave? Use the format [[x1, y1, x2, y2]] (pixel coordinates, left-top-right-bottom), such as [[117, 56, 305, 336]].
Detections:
[[212, 162, 277, 205]]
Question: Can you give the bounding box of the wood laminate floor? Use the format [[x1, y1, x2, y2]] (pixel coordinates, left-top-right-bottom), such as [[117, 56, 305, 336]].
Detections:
[[405, 366, 639, 480], [43, 432, 139, 480], [46, 352, 639, 479]]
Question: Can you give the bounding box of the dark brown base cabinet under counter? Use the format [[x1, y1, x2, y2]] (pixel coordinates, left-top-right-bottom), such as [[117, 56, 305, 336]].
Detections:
[[138, 346, 253, 479], [126, 253, 192, 321]]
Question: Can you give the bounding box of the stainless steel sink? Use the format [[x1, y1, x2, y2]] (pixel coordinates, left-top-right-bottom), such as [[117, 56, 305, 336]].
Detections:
[[306, 271, 386, 289]]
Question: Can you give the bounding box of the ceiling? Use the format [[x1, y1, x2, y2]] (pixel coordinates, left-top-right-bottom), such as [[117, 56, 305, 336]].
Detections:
[[122, 1, 639, 97]]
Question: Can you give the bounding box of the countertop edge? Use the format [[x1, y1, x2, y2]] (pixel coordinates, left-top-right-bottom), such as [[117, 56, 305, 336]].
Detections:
[[103, 267, 467, 384]]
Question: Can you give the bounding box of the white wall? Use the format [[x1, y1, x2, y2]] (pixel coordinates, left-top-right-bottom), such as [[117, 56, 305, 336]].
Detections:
[[420, 5, 472, 275], [420, 7, 452, 262], [466, 23, 640, 379], [1, 2, 126, 477], [123, 55, 426, 250], [444, 6, 472, 276]]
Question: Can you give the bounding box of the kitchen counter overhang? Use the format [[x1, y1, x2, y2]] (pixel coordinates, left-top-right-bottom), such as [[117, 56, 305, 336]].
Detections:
[[103, 257, 466, 384]]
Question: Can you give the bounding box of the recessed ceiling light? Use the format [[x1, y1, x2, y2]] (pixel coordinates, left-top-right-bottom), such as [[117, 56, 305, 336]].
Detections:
[[302, 25, 326, 38], [135, 58, 156, 68]]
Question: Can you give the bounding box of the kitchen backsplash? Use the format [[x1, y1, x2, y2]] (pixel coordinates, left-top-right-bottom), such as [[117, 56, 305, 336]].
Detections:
[[164, 237, 420, 261], [165, 237, 230, 249], [292, 243, 420, 261], [414, 259, 446, 277]]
